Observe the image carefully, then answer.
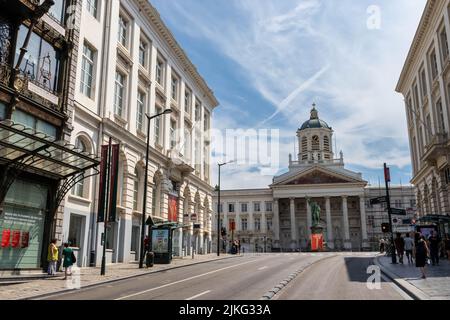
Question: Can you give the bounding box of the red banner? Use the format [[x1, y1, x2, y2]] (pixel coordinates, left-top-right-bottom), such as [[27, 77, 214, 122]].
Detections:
[[229, 221, 236, 231], [168, 195, 178, 222], [1, 229, 11, 248], [11, 230, 21, 248], [311, 234, 324, 251], [384, 166, 391, 183], [21, 231, 30, 248]]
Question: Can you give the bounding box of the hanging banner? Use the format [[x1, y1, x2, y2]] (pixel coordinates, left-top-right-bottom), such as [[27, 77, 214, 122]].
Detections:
[[108, 144, 120, 222], [11, 230, 21, 248], [97, 145, 109, 223], [168, 195, 178, 222], [1, 229, 11, 248], [311, 234, 324, 251]]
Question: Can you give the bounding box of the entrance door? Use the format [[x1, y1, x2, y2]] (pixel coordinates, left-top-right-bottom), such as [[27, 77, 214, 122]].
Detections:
[[350, 228, 361, 251], [68, 214, 85, 267], [131, 226, 140, 261]]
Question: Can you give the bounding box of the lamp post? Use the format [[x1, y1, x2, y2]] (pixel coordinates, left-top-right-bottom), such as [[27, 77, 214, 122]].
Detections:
[[217, 160, 234, 256], [139, 109, 172, 269]]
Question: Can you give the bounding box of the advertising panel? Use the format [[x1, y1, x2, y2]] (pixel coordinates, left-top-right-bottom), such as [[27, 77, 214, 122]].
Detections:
[[152, 229, 169, 253]]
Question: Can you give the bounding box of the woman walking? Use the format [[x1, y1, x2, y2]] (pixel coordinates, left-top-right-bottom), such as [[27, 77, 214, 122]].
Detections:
[[62, 243, 75, 280], [414, 233, 430, 279]]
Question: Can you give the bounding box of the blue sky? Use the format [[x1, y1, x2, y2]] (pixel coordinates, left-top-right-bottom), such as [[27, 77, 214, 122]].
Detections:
[[151, 0, 427, 190]]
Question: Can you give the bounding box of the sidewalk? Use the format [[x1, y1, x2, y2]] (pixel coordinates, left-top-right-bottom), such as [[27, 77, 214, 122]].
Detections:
[[0, 254, 240, 300], [375, 255, 450, 300]]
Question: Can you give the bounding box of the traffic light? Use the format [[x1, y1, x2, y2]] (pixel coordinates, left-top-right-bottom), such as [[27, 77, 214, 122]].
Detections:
[[381, 223, 390, 233]]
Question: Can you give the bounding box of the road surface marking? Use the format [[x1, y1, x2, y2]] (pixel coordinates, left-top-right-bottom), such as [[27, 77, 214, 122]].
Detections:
[[186, 290, 211, 300], [115, 259, 258, 300], [258, 266, 268, 271]]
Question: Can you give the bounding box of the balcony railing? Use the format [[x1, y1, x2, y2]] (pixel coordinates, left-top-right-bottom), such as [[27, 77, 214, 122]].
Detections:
[[289, 158, 344, 166]]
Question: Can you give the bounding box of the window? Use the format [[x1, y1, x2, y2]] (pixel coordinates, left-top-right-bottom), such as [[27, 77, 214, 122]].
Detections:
[[80, 43, 95, 98], [114, 71, 125, 117], [265, 202, 272, 212], [410, 199, 416, 207], [155, 106, 162, 145], [228, 203, 235, 213], [254, 202, 261, 212], [323, 136, 330, 152], [106, 223, 115, 250], [420, 68, 427, 99], [185, 89, 191, 114], [118, 15, 128, 47], [156, 58, 165, 86], [139, 39, 148, 67], [195, 100, 201, 121], [12, 109, 57, 138], [241, 218, 248, 231], [86, 0, 98, 18], [195, 136, 200, 173], [426, 114, 432, 143], [133, 169, 139, 211], [437, 99, 446, 133], [430, 49, 438, 80], [440, 27, 449, 61], [72, 137, 87, 197], [47, 0, 66, 24], [170, 119, 177, 149], [171, 76, 179, 101], [266, 218, 272, 231], [254, 218, 261, 231], [241, 203, 248, 213], [312, 135, 320, 151], [204, 111, 210, 131], [68, 214, 84, 248], [184, 127, 191, 161], [151, 185, 157, 215], [137, 91, 145, 132], [15, 25, 61, 92]]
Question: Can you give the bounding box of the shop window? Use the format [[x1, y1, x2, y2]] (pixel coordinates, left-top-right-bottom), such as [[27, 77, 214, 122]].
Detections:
[[15, 25, 62, 93], [12, 109, 57, 138], [106, 223, 115, 250], [68, 214, 84, 248]]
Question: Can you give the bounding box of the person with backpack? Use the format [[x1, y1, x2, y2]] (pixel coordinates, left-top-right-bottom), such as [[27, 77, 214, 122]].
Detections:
[[62, 242, 76, 280], [414, 232, 430, 279]]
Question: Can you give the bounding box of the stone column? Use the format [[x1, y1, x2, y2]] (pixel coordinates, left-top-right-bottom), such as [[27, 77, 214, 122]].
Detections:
[[273, 199, 280, 248], [359, 196, 369, 250], [290, 198, 297, 249], [261, 211, 267, 233], [325, 197, 334, 250], [342, 196, 351, 250], [306, 198, 312, 241]]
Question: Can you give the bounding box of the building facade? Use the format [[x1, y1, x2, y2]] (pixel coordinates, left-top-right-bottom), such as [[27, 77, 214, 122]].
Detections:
[[213, 107, 417, 252], [63, 0, 218, 267], [396, 0, 450, 234], [0, 0, 99, 271]]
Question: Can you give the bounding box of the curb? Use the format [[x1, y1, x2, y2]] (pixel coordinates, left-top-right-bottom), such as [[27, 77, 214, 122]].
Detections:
[[21, 255, 243, 300], [373, 255, 429, 300], [260, 254, 337, 300]]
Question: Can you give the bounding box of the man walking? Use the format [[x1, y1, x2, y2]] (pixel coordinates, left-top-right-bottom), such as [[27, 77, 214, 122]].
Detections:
[[47, 239, 59, 276], [428, 231, 441, 266], [404, 233, 414, 264], [394, 233, 405, 264]]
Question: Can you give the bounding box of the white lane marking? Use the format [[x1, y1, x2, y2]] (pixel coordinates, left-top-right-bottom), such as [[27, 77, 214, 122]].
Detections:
[[186, 290, 211, 301], [115, 259, 258, 300], [258, 266, 268, 271]]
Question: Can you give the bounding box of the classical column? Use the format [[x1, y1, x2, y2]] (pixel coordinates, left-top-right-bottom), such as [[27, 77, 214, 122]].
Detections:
[[261, 211, 267, 233], [273, 199, 280, 248], [236, 203, 241, 232], [290, 198, 297, 249], [359, 196, 369, 250], [306, 198, 312, 240], [342, 196, 351, 250], [325, 197, 334, 250]]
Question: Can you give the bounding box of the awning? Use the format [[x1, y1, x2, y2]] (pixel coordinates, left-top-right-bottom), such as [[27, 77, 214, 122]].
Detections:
[[0, 119, 100, 179], [417, 215, 450, 224]]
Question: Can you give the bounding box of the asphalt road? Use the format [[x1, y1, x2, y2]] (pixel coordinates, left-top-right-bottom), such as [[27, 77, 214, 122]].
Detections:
[[38, 253, 411, 300], [275, 253, 411, 300]]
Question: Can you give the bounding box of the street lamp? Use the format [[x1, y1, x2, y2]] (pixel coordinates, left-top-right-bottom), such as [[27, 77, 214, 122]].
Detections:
[[217, 160, 234, 256], [139, 108, 172, 269]]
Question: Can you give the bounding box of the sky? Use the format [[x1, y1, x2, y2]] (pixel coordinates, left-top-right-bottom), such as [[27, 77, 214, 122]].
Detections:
[[151, 0, 427, 190]]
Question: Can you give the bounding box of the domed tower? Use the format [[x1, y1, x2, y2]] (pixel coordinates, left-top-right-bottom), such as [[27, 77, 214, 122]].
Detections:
[[297, 104, 334, 163]]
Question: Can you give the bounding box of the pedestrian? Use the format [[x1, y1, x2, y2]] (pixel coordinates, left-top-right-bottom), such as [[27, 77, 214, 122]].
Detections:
[[414, 233, 430, 279], [444, 234, 450, 261], [237, 240, 241, 254], [394, 233, 405, 264], [404, 233, 414, 264], [379, 238, 385, 253], [144, 235, 150, 255], [62, 242, 75, 280], [428, 231, 441, 266], [47, 239, 59, 276]]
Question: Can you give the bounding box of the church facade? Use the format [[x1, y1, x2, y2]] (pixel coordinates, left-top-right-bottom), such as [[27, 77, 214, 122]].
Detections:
[[213, 106, 417, 252]]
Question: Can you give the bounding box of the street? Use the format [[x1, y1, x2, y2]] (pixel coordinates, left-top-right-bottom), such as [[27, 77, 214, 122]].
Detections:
[[36, 253, 409, 300]]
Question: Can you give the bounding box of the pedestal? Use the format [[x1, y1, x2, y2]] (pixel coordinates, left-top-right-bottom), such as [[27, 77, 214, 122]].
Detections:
[[310, 225, 325, 252]]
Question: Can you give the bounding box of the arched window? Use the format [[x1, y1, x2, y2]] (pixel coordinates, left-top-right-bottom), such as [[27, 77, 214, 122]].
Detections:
[[72, 137, 88, 197], [312, 135, 320, 151], [324, 136, 330, 152]]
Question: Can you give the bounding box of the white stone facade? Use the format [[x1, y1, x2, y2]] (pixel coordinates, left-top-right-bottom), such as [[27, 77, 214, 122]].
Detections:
[[63, 0, 218, 266], [396, 0, 450, 220]]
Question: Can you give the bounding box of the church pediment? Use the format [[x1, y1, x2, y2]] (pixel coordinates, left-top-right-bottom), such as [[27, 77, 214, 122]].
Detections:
[[274, 167, 364, 186]]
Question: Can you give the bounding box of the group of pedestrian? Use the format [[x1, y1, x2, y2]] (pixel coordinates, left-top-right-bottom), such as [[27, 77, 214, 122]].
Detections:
[[47, 239, 76, 280], [231, 240, 241, 254], [390, 231, 450, 279]]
